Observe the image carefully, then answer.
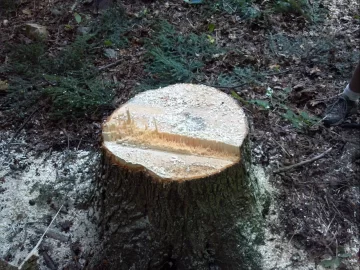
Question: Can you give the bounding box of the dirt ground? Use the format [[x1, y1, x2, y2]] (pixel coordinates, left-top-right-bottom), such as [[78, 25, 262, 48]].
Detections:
[[0, 0, 359, 269]]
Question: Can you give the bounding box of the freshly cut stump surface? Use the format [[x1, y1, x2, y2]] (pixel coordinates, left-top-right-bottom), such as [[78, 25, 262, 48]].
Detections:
[[103, 83, 248, 180], [97, 84, 263, 270]]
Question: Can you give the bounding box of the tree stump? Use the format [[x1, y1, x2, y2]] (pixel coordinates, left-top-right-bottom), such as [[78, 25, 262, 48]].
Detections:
[[96, 84, 264, 269]]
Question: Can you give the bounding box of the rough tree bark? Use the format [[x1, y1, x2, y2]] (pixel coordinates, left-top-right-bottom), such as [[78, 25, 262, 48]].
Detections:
[[94, 84, 265, 270]]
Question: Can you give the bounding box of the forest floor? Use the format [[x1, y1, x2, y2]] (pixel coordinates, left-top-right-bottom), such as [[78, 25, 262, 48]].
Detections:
[[0, 0, 359, 269]]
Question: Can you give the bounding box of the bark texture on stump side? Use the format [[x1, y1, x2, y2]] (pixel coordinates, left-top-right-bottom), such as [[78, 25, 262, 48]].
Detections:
[[94, 84, 264, 269], [96, 140, 263, 270]]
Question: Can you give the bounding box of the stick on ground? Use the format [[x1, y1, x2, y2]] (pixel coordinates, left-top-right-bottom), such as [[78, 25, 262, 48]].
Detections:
[[18, 205, 64, 269], [273, 148, 333, 174]]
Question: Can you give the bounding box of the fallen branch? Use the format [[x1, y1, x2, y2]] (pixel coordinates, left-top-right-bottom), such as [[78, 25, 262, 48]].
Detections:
[[98, 59, 123, 71], [273, 148, 333, 174]]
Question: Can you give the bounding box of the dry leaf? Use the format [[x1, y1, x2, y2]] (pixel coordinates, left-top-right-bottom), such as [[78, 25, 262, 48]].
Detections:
[[0, 80, 8, 92], [22, 8, 32, 15], [269, 64, 280, 70], [310, 67, 321, 75], [25, 23, 48, 41], [309, 100, 323, 106]]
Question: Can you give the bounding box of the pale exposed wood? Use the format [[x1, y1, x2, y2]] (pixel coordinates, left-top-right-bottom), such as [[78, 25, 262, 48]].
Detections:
[[103, 83, 248, 180]]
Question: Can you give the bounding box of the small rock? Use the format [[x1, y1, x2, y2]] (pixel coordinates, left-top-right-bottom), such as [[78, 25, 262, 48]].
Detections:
[[340, 142, 360, 163], [0, 80, 8, 93], [88, 207, 94, 216], [77, 26, 90, 35], [25, 23, 48, 41], [290, 253, 301, 262], [50, 8, 63, 16], [3, 20, 9, 27], [293, 84, 304, 91], [309, 66, 321, 76], [104, 48, 118, 59], [22, 8, 32, 16]]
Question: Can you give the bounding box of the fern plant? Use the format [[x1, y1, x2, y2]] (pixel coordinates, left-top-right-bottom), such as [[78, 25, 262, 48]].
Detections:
[[90, 6, 131, 48], [141, 21, 222, 90], [3, 34, 115, 120], [0, 5, 142, 120], [216, 67, 266, 87], [43, 73, 115, 118]]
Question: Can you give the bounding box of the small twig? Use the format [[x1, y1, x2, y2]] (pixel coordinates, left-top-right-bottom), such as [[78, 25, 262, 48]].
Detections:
[[18, 205, 64, 269], [70, 0, 81, 12], [324, 215, 336, 236], [271, 137, 291, 157], [76, 138, 82, 151], [98, 59, 123, 71], [273, 147, 333, 174], [59, 128, 70, 149]]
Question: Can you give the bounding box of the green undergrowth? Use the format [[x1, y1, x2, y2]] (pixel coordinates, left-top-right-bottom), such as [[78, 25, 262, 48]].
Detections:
[[216, 66, 267, 87], [269, 0, 326, 22], [139, 21, 222, 90], [211, 0, 262, 19], [268, 33, 359, 76], [142, 20, 271, 90], [223, 68, 321, 130], [90, 6, 131, 48], [140, 20, 321, 130], [4, 36, 114, 119], [232, 86, 321, 130], [1, 6, 134, 120], [207, 0, 327, 23], [319, 246, 353, 269]]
